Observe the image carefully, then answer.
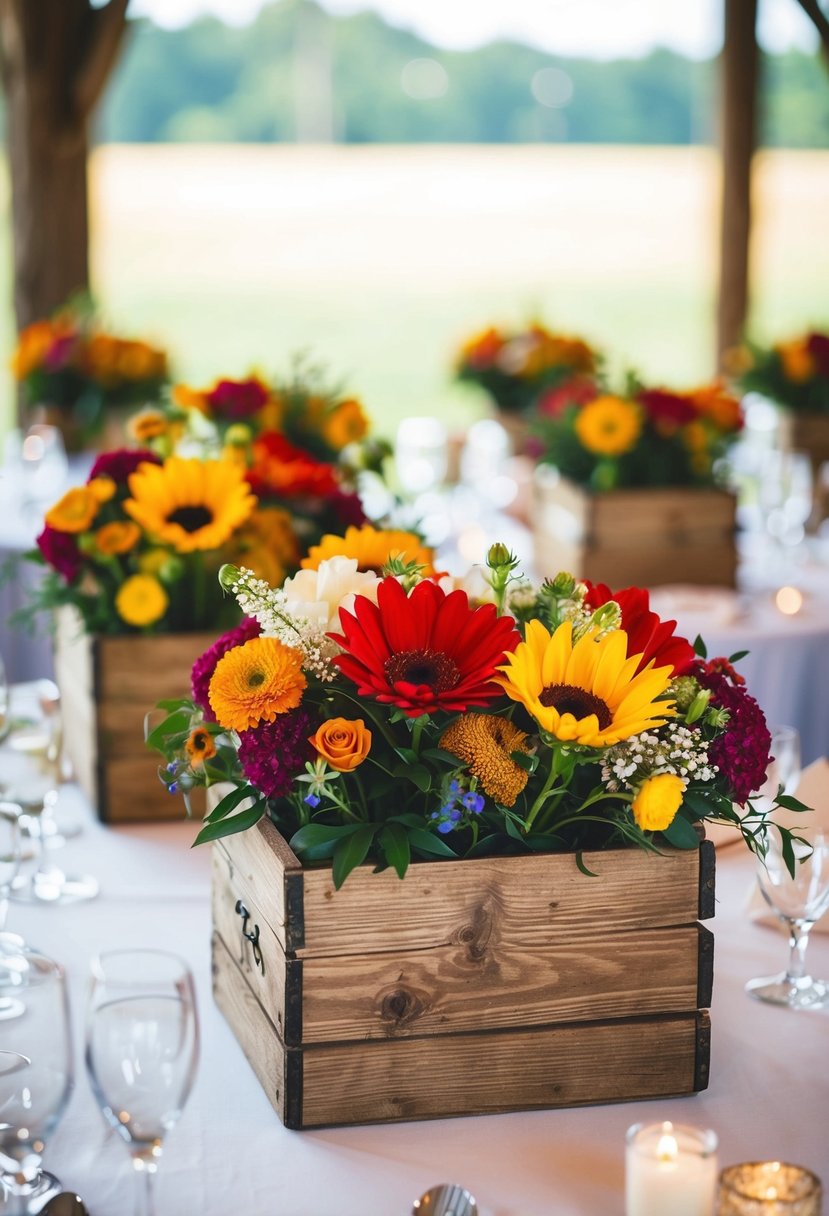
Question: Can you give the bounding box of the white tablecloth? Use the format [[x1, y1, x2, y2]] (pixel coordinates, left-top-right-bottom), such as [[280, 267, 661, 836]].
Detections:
[[9, 786, 828, 1216]]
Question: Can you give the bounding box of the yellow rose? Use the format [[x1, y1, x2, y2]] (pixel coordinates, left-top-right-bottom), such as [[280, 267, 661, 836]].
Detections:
[[631, 773, 685, 833], [310, 718, 372, 772], [115, 574, 169, 628]]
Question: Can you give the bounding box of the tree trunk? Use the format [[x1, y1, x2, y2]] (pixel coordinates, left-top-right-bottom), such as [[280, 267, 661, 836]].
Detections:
[[0, 0, 129, 336], [716, 0, 760, 369]]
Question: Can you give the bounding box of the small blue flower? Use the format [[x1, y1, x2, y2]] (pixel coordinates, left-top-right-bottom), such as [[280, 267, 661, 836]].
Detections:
[[167, 781, 178, 795], [166, 761, 178, 774], [304, 793, 321, 808], [437, 820, 454, 834], [462, 792, 484, 814]]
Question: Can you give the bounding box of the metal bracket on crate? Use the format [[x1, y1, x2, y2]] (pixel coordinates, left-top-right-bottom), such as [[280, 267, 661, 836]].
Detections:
[[235, 898, 264, 975]]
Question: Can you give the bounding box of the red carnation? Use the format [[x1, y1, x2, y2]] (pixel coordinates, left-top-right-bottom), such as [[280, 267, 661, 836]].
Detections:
[[536, 376, 598, 419], [206, 377, 270, 421], [36, 526, 82, 582], [637, 388, 697, 432], [584, 582, 696, 676], [247, 432, 338, 500], [806, 333, 829, 378], [88, 449, 161, 485], [331, 577, 521, 718]]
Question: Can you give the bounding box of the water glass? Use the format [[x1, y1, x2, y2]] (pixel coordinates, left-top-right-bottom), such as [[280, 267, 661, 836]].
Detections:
[[86, 949, 200, 1216], [718, 1161, 822, 1215]]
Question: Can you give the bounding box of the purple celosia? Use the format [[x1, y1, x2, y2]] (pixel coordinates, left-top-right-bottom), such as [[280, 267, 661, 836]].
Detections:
[[237, 707, 317, 799], [36, 525, 82, 582], [190, 616, 261, 721], [696, 662, 771, 805], [88, 448, 161, 485]]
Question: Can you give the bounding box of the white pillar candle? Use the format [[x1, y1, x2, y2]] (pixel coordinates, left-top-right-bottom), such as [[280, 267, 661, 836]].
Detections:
[[626, 1121, 718, 1216]]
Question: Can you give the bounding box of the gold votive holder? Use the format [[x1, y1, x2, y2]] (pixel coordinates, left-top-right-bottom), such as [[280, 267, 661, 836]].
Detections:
[[717, 1162, 822, 1216]]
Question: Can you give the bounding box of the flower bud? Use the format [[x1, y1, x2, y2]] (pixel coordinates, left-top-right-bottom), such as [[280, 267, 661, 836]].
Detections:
[[589, 600, 621, 634], [548, 571, 577, 598], [685, 688, 712, 724], [218, 563, 241, 591], [486, 542, 515, 571], [224, 423, 252, 447]]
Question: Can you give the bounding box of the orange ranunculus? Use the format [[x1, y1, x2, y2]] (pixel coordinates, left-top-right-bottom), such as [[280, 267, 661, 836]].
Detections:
[[460, 326, 505, 370], [45, 485, 107, 533], [775, 338, 815, 384], [114, 339, 166, 382], [322, 397, 369, 450], [82, 333, 121, 385], [94, 520, 142, 556], [11, 320, 70, 380], [691, 382, 743, 433], [309, 718, 372, 771], [171, 383, 210, 414]]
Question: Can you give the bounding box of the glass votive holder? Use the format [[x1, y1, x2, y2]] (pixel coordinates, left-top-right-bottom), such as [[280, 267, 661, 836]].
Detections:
[[717, 1162, 822, 1216], [626, 1121, 719, 1216]]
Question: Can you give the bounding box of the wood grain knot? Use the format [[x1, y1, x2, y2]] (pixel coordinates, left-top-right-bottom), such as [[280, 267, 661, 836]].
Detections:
[[456, 902, 494, 961], [379, 987, 425, 1026]]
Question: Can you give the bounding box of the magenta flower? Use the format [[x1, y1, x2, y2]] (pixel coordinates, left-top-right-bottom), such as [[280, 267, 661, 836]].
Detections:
[[206, 378, 269, 421], [36, 526, 82, 582], [191, 617, 261, 720], [696, 662, 771, 805], [237, 707, 318, 799], [88, 449, 161, 485]]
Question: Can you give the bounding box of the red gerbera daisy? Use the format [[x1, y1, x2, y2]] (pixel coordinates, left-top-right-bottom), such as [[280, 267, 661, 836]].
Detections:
[[331, 577, 521, 718], [584, 582, 695, 676], [247, 431, 338, 500]]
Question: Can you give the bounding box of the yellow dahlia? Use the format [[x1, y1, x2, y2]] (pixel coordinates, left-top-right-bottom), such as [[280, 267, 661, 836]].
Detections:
[[574, 394, 642, 458], [115, 573, 169, 627], [496, 619, 675, 747], [124, 457, 256, 554], [440, 713, 532, 807], [301, 524, 435, 574], [209, 637, 306, 732], [632, 773, 685, 832]]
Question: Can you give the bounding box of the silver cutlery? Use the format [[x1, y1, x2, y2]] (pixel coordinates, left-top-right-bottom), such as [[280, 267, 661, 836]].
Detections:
[[413, 1183, 478, 1216]]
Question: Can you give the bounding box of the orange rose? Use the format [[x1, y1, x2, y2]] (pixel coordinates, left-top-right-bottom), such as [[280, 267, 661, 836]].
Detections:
[[310, 718, 372, 772]]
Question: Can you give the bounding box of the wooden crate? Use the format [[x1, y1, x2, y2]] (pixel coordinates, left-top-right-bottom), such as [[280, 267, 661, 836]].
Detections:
[[779, 412, 829, 527], [212, 816, 715, 1129], [532, 469, 737, 588], [53, 607, 213, 823]]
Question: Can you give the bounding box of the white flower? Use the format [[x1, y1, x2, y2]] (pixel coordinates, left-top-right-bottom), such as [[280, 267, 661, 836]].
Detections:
[[283, 557, 381, 634]]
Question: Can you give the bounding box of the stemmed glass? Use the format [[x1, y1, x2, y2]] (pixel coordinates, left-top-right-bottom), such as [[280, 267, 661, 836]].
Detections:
[[0, 652, 9, 743], [8, 684, 97, 904], [0, 803, 24, 1021], [85, 950, 200, 1216], [0, 953, 74, 1211], [746, 827, 829, 1009]]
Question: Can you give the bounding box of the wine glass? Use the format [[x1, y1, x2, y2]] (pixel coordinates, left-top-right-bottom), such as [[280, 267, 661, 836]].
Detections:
[[0, 652, 9, 744], [8, 684, 97, 905], [768, 724, 801, 798], [757, 449, 814, 563], [0, 803, 25, 1022], [85, 950, 200, 1216], [746, 827, 829, 1010], [0, 953, 73, 1211]]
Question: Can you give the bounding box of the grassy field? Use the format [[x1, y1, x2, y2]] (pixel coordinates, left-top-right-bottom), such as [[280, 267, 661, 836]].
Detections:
[[2, 144, 828, 442]]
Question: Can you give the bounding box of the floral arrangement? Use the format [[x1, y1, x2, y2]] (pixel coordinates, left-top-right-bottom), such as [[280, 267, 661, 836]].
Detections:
[[533, 377, 743, 491], [734, 330, 829, 415], [148, 541, 803, 888], [11, 300, 168, 444], [455, 322, 598, 416]]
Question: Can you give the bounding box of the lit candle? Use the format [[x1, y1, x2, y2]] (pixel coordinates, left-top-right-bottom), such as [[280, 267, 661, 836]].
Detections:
[[626, 1121, 718, 1216], [717, 1161, 823, 1215]]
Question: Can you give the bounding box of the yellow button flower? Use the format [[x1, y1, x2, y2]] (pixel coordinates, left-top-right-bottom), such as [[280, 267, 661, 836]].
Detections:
[[115, 574, 169, 628], [631, 773, 685, 832]]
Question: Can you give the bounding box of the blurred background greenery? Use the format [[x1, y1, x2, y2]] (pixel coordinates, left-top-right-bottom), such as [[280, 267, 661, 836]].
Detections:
[[1, 0, 827, 443]]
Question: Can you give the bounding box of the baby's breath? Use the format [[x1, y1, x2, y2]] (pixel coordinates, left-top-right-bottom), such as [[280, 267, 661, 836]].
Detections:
[[229, 566, 339, 682], [601, 723, 717, 793]]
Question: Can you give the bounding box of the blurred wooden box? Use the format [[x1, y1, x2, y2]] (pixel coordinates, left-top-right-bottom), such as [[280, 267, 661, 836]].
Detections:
[[211, 815, 714, 1129], [53, 606, 211, 823], [779, 412, 829, 526], [533, 469, 738, 588]]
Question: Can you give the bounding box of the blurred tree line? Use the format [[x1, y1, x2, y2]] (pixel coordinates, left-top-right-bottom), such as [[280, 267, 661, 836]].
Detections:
[[95, 0, 827, 146]]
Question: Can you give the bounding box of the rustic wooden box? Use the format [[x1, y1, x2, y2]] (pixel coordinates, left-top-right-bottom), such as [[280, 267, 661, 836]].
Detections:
[[53, 606, 213, 823], [532, 469, 738, 588], [779, 411, 829, 527], [212, 815, 714, 1129]]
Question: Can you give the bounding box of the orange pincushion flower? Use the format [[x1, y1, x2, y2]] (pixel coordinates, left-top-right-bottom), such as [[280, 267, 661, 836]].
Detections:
[[302, 525, 435, 575], [185, 727, 217, 766], [310, 718, 372, 771], [94, 520, 141, 556], [440, 713, 531, 807], [209, 637, 306, 732]]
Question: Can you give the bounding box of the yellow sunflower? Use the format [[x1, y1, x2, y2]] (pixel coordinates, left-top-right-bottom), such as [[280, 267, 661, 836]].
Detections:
[[123, 457, 256, 554], [209, 637, 306, 732], [440, 713, 532, 807], [115, 574, 169, 627], [496, 619, 675, 748], [574, 395, 642, 458], [301, 524, 435, 574]]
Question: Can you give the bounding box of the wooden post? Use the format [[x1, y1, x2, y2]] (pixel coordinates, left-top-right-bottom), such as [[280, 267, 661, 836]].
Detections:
[[716, 0, 760, 369], [0, 0, 129, 337]]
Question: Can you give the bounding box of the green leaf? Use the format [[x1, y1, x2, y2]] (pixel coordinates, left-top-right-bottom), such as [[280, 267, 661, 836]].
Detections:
[[421, 747, 461, 766], [203, 784, 257, 823], [290, 823, 363, 851], [575, 851, 599, 877], [693, 634, 707, 658], [192, 802, 265, 846], [395, 747, 419, 765], [510, 750, 539, 773], [155, 698, 193, 713], [379, 823, 411, 880], [727, 649, 749, 663], [392, 762, 432, 792], [504, 815, 524, 841], [660, 814, 701, 849], [332, 824, 377, 889], [776, 794, 812, 814], [145, 708, 193, 748], [407, 828, 459, 858]]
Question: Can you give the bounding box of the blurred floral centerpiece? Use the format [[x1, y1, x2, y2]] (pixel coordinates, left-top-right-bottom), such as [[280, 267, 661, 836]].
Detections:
[[455, 321, 599, 419], [150, 542, 800, 887], [12, 299, 169, 451], [735, 330, 829, 416]]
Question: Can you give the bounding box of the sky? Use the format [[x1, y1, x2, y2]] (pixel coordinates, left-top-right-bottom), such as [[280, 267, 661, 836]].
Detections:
[[128, 0, 819, 59]]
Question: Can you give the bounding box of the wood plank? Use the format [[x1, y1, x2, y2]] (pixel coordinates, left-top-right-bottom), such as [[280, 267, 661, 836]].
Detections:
[[300, 924, 707, 1043], [211, 931, 291, 1125], [216, 819, 301, 950], [298, 839, 707, 958], [299, 1011, 708, 1127]]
